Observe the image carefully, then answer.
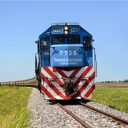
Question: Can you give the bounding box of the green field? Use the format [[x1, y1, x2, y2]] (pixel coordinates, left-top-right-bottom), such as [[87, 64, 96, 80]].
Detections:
[[92, 87, 128, 113], [0, 86, 31, 128], [0, 85, 128, 128]]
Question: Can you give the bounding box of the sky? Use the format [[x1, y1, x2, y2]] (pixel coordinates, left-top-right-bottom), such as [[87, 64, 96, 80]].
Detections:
[[0, 0, 128, 82]]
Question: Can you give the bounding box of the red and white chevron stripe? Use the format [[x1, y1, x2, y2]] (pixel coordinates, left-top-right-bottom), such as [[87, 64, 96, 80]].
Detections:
[[40, 66, 95, 100]]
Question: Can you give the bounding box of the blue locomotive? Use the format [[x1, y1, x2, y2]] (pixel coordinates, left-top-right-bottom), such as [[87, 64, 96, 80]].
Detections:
[[35, 23, 97, 100]]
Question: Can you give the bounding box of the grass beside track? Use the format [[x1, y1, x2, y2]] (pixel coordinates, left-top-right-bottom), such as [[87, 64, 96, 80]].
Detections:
[[0, 86, 31, 128], [92, 87, 128, 113]]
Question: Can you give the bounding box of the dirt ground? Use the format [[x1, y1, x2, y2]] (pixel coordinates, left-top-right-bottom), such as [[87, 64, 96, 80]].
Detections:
[[96, 82, 128, 88]]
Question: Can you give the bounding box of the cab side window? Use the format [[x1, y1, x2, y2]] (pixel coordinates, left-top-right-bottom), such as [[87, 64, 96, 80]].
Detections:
[[83, 36, 92, 50], [40, 36, 50, 50]]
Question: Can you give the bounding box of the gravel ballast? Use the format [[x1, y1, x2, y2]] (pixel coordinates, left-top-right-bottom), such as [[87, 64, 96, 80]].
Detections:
[[65, 105, 128, 128], [86, 101, 128, 122], [28, 88, 128, 128], [28, 88, 83, 128]]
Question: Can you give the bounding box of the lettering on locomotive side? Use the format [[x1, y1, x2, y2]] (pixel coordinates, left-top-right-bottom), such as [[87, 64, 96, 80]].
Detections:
[[59, 50, 77, 56], [54, 58, 65, 62], [52, 28, 63, 33], [70, 27, 80, 33], [54, 58, 82, 62]]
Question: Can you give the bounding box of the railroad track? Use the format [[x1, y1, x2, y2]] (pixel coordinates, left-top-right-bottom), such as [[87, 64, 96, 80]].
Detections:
[[57, 103, 91, 128], [56, 101, 128, 128], [79, 101, 128, 126]]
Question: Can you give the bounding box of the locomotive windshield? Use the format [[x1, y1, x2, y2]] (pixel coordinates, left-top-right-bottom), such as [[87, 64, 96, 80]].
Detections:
[[52, 35, 65, 45], [52, 34, 80, 45], [68, 35, 80, 44]]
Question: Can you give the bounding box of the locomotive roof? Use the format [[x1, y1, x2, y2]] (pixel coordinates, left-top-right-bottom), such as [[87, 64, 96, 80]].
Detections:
[[39, 24, 92, 39]]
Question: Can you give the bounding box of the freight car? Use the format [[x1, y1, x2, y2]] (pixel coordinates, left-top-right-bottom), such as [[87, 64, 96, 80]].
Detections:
[[35, 22, 97, 100]]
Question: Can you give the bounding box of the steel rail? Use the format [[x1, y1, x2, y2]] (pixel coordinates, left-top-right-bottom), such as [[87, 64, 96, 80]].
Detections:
[[57, 103, 91, 128], [79, 102, 128, 125]]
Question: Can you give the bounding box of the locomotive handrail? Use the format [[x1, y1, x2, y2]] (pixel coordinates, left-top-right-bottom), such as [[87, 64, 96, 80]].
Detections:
[[93, 47, 97, 77]]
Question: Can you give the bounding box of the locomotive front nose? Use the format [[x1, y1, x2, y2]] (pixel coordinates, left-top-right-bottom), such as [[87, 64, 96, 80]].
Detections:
[[63, 78, 76, 97]]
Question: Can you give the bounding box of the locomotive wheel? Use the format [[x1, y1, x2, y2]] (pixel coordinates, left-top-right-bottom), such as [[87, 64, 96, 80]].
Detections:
[[37, 77, 41, 93], [35, 55, 40, 80], [35, 56, 38, 74]]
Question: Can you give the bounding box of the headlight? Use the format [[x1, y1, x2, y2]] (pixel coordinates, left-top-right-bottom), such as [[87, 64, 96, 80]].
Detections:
[[64, 26, 68, 31], [64, 25, 69, 34], [64, 31, 68, 35]]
